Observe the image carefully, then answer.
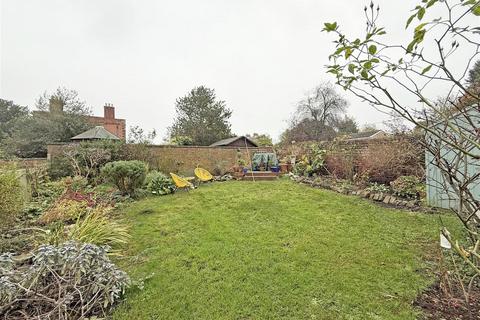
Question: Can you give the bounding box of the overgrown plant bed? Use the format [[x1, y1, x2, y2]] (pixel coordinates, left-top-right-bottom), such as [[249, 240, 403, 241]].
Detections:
[[414, 280, 480, 320], [291, 175, 426, 211]]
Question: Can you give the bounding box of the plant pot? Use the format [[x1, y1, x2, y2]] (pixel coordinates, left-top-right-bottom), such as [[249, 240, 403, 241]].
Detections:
[[271, 166, 280, 173], [279, 163, 289, 173]]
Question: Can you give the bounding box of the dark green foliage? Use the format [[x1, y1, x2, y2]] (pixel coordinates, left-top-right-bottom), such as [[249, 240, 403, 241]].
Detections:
[[0, 99, 28, 141], [246, 133, 273, 146], [145, 171, 176, 195], [48, 156, 74, 180], [101, 161, 147, 196], [467, 60, 480, 86], [3, 87, 92, 158], [391, 175, 421, 199], [281, 83, 350, 143], [169, 135, 194, 146], [168, 86, 233, 146], [333, 115, 359, 135]]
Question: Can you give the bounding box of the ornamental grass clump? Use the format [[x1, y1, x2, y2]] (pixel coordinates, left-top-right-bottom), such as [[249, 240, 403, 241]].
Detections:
[[0, 169, 24, 229], [0, 241, 130, 320], [44, 206, 130, 255], [38, 199, 90, 225], [68, 206, 130, 253]]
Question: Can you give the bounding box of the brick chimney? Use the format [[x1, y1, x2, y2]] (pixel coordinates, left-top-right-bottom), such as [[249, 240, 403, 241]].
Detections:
[[104, 103, 115, 119]]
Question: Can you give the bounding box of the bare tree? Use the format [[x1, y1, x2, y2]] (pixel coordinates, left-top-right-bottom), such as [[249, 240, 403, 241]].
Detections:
[[295, 82, 348, 126], [284, 82, 349, 143], [324, 0, 480, 295], [63, 144, 111, 180]]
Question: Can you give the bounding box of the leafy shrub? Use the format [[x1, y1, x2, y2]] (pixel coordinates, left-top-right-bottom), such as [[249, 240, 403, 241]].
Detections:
[[117, 143, 157, 168], [47, 155, 73, 180], [366, 182, 390, 193], [26, 179, 68, 216], [0, 241, 130, 319], [63, 175, 90, 192], [101, 160, 147, 196], [145, 171, 176, 195], [63, 143, 112, 180], [390, 175, 421, 199], [39, 199, 89, 224], [293, 144, 326, 177], [25, 165, 49, 197], [0, 169, 24, 228], [169, 135, 194, 146], [293, 156, 310, 176]]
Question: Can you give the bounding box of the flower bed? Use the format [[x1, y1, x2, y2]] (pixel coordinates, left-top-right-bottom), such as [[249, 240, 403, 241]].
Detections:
[[291, 175, 425, 210]]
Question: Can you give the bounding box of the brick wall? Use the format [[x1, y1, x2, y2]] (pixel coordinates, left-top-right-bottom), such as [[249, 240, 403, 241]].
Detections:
[[47, 143, 274, 176], [148, 145, 273, 175], [276, 137, 424, 182], [0, 158, 48, 169]]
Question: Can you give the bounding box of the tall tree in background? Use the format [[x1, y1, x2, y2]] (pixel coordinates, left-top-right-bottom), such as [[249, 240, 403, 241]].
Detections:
[[246, 133, 273, 146], [281, 82, 349, 143], [466, 60, 480, 86], [332, 115, 359, 135], [296, 82, 348, 126], [0, 99, 28, 141], [168, 86, 233, 146], [4, 87, 92, 157], [128, 125, 157, 144]]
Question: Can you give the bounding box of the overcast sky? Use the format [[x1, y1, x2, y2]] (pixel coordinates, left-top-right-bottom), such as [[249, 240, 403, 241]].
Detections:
[[0, 0, 443, 142]]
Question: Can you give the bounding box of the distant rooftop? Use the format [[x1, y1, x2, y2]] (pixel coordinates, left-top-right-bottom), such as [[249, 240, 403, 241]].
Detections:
[[71, 126, 120, 141], [210, 136, 258, 147], [347, 130, 386, 141]]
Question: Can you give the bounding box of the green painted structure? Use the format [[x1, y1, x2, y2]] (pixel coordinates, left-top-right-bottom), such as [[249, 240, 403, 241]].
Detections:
[[425, 105, 480, 209]]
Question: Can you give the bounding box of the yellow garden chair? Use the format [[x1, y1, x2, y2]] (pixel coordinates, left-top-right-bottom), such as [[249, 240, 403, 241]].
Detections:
[[170, 173, 194, 190], [194, 167, 214, 182]]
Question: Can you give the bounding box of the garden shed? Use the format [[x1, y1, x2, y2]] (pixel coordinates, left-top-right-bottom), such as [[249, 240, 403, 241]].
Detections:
[[210, 136, 258, 148], [425, 105, 480, 209]]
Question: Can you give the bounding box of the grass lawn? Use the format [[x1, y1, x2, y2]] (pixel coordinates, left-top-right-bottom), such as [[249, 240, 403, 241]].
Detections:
[[113, 179, 457, 320]]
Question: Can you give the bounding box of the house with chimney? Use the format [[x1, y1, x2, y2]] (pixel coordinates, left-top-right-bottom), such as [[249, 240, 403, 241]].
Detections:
[[38, 100, 126, 141], [86, 104, 126, 140]]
